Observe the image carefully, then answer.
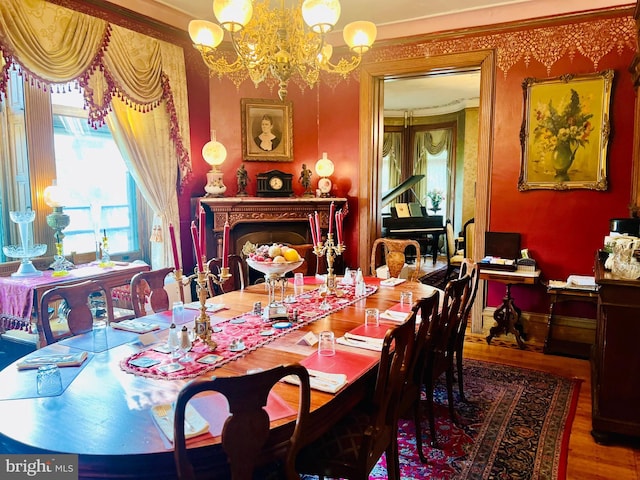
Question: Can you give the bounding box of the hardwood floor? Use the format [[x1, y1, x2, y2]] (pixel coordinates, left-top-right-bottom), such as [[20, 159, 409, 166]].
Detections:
[[463, 338, 640, 479]]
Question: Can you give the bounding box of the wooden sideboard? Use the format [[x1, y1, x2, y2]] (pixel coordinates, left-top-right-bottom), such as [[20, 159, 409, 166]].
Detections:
[[199, 197, 348, 259], [591, 258, 640, 443]]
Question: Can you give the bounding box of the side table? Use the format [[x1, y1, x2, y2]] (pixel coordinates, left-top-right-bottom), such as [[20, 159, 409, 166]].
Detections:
[[545, 285, 598, 359], [481, 269, 541, 349]]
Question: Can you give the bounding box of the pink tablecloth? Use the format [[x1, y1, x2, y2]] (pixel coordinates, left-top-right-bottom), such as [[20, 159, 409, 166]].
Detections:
[[0, 262, 147, 332]]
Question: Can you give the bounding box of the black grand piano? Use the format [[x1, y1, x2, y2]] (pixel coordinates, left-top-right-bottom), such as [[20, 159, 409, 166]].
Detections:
[[381, 174, 445, 265]]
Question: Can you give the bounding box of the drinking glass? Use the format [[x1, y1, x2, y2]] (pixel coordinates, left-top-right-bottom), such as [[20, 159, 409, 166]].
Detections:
[[400, 291, 414, 309], [318, 331, 336, 356], [172, 301, 184, 324], [365, 308, 380, 327], [294, 272, 305, 295], [168, 326, 181, 364], [92, 320, 108, 352], [36, 364, 63, 397]]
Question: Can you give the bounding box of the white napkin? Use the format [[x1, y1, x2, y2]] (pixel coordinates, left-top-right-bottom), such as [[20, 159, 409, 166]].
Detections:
[[151, 403, 209, 442], [380, 309, 409, 323], [111, 319, 160, 333], [344, 332, 384, 346], [283, 369, 347, 394], [336, 336, 383, 351]]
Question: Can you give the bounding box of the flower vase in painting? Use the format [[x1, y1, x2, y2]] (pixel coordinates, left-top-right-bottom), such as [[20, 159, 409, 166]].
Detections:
[[533, 89, 593, 182]]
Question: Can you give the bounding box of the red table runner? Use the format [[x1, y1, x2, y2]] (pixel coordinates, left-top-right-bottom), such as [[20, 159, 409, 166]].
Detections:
[[120, 282, 378, 380]]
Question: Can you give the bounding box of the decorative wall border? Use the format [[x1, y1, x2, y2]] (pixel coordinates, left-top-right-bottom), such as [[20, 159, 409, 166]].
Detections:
[[372, 16, 636, 77]]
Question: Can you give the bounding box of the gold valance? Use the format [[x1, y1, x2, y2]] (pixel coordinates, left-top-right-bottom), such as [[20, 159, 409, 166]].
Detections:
[[0, 0, 192, 189]]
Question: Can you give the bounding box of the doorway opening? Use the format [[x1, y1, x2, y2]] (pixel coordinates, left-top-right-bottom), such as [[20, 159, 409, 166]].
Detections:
[[358, 50, 496, 334]]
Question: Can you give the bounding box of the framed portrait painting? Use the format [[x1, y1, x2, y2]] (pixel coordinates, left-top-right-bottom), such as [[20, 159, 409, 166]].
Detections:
[[241, 98, 293, 162], [518, 70, 613, 191]]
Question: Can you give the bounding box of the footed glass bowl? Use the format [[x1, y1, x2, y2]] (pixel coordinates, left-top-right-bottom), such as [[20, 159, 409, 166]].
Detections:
[[246, 258, 304, 277], [3, 244, 47, 259]]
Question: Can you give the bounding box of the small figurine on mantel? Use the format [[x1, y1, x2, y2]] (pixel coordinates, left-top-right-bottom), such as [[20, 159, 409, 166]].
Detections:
[[236, 163, 249, 196], [299, 163, 314, 197]]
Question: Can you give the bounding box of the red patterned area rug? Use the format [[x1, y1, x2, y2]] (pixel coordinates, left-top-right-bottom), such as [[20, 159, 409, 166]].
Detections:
[[303, 358, 581, 480]]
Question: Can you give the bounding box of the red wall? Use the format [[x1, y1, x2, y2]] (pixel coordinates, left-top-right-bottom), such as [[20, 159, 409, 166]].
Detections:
[[183, 12, 637, 314], [486, 50, 635, 309]]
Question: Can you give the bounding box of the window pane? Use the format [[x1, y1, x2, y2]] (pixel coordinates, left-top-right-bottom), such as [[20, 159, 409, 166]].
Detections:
[[51, 91, 138, 256]]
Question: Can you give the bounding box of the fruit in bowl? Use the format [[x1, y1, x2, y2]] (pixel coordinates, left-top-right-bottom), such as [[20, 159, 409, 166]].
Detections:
[[243, 242, 302, 263], [243, 242, 304, 276]]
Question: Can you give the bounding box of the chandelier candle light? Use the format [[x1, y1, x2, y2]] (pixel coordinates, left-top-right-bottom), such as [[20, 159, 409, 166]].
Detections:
[[188, 0, 377, 101], [310, 202, 345, 294]]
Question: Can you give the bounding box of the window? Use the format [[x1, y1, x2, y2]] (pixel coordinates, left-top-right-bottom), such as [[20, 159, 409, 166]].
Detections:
[[51, 90, 139, 256], [0, 73, 145, 265]]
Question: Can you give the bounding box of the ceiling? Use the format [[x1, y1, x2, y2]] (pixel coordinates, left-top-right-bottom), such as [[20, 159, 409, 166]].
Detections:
[[108, 0, 632, 112]]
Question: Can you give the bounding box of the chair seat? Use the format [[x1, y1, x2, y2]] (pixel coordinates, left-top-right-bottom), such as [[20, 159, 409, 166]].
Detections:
[[450, 253, 465, 264]]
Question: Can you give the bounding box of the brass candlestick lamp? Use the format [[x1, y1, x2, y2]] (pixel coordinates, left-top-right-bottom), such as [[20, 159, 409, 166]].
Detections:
[[43, 180, 74, 276], [313, 232, 345, 294], [191, 260, 231, 350]]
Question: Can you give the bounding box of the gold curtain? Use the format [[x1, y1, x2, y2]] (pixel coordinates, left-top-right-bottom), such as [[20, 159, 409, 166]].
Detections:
[[0, 0, 192, 191], [107, 97, 180, 270], [0, 0, 193, 268]]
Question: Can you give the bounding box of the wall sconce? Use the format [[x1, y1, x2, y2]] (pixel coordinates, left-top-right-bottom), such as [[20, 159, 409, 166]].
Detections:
[[203, 130, 227, 197], [43, 180, 74, 276], [315, 152, 334, 197]]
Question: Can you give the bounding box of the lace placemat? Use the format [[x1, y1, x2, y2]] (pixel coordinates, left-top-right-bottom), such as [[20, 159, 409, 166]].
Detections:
[[120, 283, 377, 380]]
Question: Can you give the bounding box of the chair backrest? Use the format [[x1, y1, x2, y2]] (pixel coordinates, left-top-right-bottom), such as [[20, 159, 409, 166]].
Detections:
[[409, 290, 441, 375], [370, 237, 422, 281], [445, 220, 456, 262], [400, 290, 441, 410], [461, 218, 475, 260], [130, 267, 174, 317], [289, 244, 316, 276], [39, 279, 112, 345], [368, 311, 417, 450], [173, 363, 310, 480], [207, 254, 248, 295], [458, 259, 479, 320], [427, 275, 470, 363]]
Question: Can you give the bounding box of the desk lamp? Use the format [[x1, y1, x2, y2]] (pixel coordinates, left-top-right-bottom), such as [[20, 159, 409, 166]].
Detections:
[[43, 180, 74, 276], [203, 130, 227, 197], [315, 152, 334, 197]]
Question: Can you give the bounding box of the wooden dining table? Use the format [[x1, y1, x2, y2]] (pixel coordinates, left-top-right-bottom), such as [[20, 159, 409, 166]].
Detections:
[[0, 277, 439, 479]]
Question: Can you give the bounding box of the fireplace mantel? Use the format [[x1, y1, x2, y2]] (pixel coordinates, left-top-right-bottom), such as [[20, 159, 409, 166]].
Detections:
[[199, 196, 348, 258]]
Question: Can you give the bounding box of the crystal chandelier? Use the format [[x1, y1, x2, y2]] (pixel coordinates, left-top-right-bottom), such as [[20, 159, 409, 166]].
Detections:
[[188, 0, 377, 100]]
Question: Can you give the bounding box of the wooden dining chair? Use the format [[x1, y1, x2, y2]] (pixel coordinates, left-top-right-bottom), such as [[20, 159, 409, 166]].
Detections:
[[398, 290, 441, 463], [295, 312, 417, 480], [129, 267, 175, 317], [288, 243, 316, 276], [173, 363, 310, 480], [39, 279, 113, 345], [370, 237, 422, 282], [417, 274, 471, 451], [454, 259, 480, 402], [206, 254, 248, 296]]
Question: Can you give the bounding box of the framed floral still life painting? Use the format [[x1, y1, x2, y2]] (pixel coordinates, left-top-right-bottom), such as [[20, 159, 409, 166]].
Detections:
[[518, 70, 613, 191], [241, 98, 293, 162]]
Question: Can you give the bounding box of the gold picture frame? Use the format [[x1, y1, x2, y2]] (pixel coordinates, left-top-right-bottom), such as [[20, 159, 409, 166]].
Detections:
[[518, 70, 613, 191], [241, 98, 293, 162]]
